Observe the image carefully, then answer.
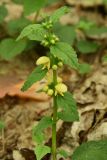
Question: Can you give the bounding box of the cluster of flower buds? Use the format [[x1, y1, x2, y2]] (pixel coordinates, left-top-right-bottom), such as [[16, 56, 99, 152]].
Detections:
[[42, 20, 53, 29], [52, 61, 63, 71], [41, 34, 59, 47], [43, 78, 67, 96]]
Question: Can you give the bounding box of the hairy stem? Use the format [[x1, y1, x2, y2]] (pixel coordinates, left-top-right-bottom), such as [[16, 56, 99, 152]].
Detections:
[[52, 70, 57, 160]]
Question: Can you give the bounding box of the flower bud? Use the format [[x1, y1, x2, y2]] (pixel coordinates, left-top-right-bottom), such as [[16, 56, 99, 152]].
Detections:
[[55, 37, 59, 41], [49, 20, 52, 24], [50, 39, 55, 44], [52, 65, 57, 70], [52, 34, 56, 38], [55, 83, 67, 96], [58, 61, 63, 67], [44, 41, 49, 46], [43, 85, 49, 92], [47, 89, 54, 96], [41, 40, 46, 45], [44, 34, 47, 38]]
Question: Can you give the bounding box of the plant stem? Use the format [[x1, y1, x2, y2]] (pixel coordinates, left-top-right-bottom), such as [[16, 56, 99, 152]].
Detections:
[[52, 70, 57, 160]]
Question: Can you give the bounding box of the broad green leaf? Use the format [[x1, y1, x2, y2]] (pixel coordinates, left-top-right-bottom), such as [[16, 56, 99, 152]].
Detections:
[[21, 65, 48, 91], [0, 38, 27, 60], [57, 149, 69, 159], [50, 42, 79, 70], [23, 0, 47, 15], [0, 5, 8, 23], [32, 116, 52, 144], [79, 63, 91, 74], [77, 40, 99, 54], [102, 54, 107, 62], [50, 6, 70, 23], [76, 20, 95, 30], [57, 92, 79, 122], [17, 24, 46, 41], [0, 121, 5, 130], [72, 140, 107, 160], [34, 145, 51, 160], [7, 17, 30, 35], [85, 26, 107, 39], [54, 23, 76, 45]]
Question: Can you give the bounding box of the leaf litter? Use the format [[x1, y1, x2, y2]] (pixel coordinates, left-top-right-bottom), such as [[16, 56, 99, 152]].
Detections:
[[1, 0, 107, 160]]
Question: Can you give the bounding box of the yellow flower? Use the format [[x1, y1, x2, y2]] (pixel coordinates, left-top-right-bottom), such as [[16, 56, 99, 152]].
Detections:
[[55, 83, 67, 96], [36, 56, 50, 70]]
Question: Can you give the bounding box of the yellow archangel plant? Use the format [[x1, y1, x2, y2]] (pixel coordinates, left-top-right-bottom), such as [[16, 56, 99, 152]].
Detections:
[[17, 6, 79, 160]]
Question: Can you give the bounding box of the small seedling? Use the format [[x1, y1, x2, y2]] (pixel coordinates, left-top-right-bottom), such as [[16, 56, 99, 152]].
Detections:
[[17, 6, 79, 160]]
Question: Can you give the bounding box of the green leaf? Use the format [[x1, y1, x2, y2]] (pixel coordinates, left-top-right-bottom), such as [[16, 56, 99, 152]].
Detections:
[[85, 26, 107, 39], [0, 5, 8, 23], [21, 65, 48, 91], [7, 17, 30, 35], [17, 24, 46, 41], [0, 121, 5, 130], [0, 38, 27, 60], [54, 23, 76, 45], [72, 140, 107, 160], [79, 63, 91, 74], [34, 145, 51, 160], [77, 40, 99, 54], [76, 20, 95, 30], [50, 42, 79, 70], [23, 0, 47, 15], [50, 6, 70, 23], [102, 54, 107, 62], [57, 92, 79, 122], [57, 149, 69, 159], [32, 116, 52, 144]]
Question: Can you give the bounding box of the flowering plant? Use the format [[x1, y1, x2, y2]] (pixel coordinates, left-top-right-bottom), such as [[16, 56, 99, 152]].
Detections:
[[17, 6, 79, 160]]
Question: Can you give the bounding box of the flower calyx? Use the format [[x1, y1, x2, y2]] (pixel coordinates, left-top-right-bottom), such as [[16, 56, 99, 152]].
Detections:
[[41, 34, 59, 47], [42, 20, 53, 29]]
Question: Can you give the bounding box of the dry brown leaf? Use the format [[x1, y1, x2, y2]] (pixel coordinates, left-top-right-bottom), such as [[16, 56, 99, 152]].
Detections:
[[0, 74, 49, 101]]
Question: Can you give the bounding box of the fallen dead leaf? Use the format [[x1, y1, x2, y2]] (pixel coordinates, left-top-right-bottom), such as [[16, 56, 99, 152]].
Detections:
[[0, 74, 49, 101]]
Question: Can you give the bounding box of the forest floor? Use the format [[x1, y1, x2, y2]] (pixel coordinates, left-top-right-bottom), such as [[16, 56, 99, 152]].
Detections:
[[0, 0, 107, 160]]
